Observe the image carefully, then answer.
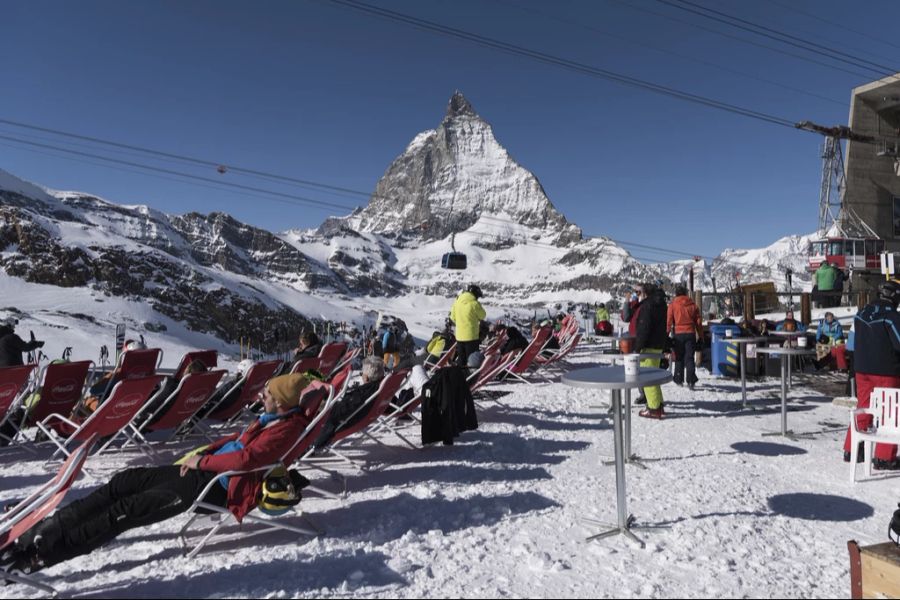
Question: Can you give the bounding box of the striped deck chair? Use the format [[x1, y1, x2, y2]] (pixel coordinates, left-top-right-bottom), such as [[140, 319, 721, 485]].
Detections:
[[178, 381, 334, 558], [0, 434, 97, 596]]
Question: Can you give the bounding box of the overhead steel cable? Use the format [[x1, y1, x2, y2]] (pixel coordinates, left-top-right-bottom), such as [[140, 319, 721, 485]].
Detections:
[[325, 0, 797, 129], [655, 0, 900, 78], [0, 134, 354, 212], [493, 0, 847, 107], [603, 0, 878, 80]]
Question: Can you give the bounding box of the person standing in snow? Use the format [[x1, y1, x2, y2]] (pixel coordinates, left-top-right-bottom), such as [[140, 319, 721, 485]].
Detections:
[[667, 285, 702, 390], [450, 284, 486, 367], [842, 280, 900, 469], [632, 283, 668, 419], [0, 317, 44, 368]]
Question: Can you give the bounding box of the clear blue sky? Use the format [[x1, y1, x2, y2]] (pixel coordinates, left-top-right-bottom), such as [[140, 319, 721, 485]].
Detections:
[[2, 0, 898, 260]]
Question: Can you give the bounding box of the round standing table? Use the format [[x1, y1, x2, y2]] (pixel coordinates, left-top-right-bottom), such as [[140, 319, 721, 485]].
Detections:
[[562, 365, 672, 547], [722, 337, 768, 409], [755, 346, 818, 439], [594, 353, 665, 467], [767, 331, 807, 388]]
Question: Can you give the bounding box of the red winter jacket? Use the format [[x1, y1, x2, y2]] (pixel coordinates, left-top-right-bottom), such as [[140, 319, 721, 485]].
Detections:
[[198, 412, 310, 522], [667, 295, 702, 336]]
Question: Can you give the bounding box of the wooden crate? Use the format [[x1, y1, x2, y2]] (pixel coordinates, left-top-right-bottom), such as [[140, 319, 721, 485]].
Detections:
[[848, 540, 900, 599]]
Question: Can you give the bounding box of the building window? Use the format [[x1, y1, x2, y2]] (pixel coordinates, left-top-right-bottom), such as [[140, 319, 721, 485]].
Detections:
[[894, 197, 900, 237]]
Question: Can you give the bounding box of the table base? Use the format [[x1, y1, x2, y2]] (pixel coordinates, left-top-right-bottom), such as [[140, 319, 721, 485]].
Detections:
[[581, 515, 646, 547], [602, 455, 648, 469], [761, 430, 801, 442]]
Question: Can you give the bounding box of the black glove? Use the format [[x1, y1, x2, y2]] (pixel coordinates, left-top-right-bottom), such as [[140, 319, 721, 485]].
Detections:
[[36, 341, 45, 348]]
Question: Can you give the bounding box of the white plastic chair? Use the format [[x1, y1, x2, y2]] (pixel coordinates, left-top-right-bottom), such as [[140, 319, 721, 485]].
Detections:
[[849, 387, 900, 482]]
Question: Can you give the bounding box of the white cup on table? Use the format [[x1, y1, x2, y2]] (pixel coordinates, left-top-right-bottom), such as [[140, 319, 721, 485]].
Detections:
[[624, 354, 640, 378]]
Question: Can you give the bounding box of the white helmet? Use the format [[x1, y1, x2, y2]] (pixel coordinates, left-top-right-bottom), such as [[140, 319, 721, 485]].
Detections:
[[237, 359, 254, 377], [124, 340, 147, 352]]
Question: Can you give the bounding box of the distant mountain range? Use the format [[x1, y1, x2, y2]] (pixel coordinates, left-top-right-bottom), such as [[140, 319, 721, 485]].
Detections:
[[0, 92, 812, 352]]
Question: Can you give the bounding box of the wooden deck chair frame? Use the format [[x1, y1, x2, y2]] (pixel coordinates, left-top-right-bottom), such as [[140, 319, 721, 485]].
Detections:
[[0, 434, 97, 597], [178, 382, 336, 558]]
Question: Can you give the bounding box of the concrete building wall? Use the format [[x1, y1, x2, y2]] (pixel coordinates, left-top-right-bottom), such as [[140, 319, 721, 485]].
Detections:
[[845, 73, 900, 252]]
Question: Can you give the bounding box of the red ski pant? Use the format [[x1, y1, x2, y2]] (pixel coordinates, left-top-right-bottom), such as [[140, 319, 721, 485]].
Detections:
[[843, 372, 899, 461]]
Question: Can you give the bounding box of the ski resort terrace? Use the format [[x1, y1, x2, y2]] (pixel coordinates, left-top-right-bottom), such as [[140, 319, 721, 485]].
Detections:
[[1, 341, 893, 598]]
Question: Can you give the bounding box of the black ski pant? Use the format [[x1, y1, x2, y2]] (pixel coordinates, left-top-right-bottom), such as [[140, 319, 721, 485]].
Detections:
[[37, 466, 226, 566], [672, 333, 698, 386], [454, 340, 480, 367]]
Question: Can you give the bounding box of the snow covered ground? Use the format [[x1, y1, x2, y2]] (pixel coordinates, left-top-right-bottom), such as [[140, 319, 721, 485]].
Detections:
[[1, 342, 896, 598]]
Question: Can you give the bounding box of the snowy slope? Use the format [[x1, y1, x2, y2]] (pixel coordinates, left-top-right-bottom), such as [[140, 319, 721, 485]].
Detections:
[[0, 345, 892, 598]]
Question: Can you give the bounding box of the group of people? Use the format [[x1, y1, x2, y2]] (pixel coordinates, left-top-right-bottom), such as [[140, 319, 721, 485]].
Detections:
[[813, 261, 846, 309]]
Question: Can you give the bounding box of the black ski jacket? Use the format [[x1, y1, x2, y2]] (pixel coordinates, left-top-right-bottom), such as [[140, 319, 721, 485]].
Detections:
[[0, 328, 41, 368], [634, 290, 668, 352], [854, 299, 900, 376], [421, 366, 477, 445]]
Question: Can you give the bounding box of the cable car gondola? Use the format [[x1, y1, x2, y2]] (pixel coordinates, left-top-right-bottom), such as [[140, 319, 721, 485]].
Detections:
[[441, 232, 467, 270]]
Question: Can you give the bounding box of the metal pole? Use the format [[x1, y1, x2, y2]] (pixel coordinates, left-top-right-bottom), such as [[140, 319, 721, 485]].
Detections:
[[624, 388, 632, 460], [740, 344, 748, 409], [781, 355, 788, 436], [611, 388, 627, 530]]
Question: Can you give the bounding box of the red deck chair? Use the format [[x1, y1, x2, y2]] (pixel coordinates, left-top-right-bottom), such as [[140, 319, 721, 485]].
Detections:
[[36, 375, 164, 462], [204, 360, 282, 424], [97, 348, 162, 401], [178, 382, 334, 558], [131, 370, 226, 444], [0, 365, 36, 444], [536, 333, 582, 367], [499, 326, 553, 385], [0, 434, 98, 596], [117, 348, 163, 379], [301, 370, 409, 468], [468, 352, 517, 394], [427, 343, 456, 373], [327, 363, 352, 401], [290, 357, 321, 375], [21, 361, 93, 439], [482, 331, 507, 357], [172, 350, 218, 379], [317, 342, 348, 377], [332, 347, 360, 373]]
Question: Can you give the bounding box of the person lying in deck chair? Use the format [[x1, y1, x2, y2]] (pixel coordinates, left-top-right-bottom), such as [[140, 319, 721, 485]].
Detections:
[[0, 373, 314, 575], [310, 356, 384, 452]]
